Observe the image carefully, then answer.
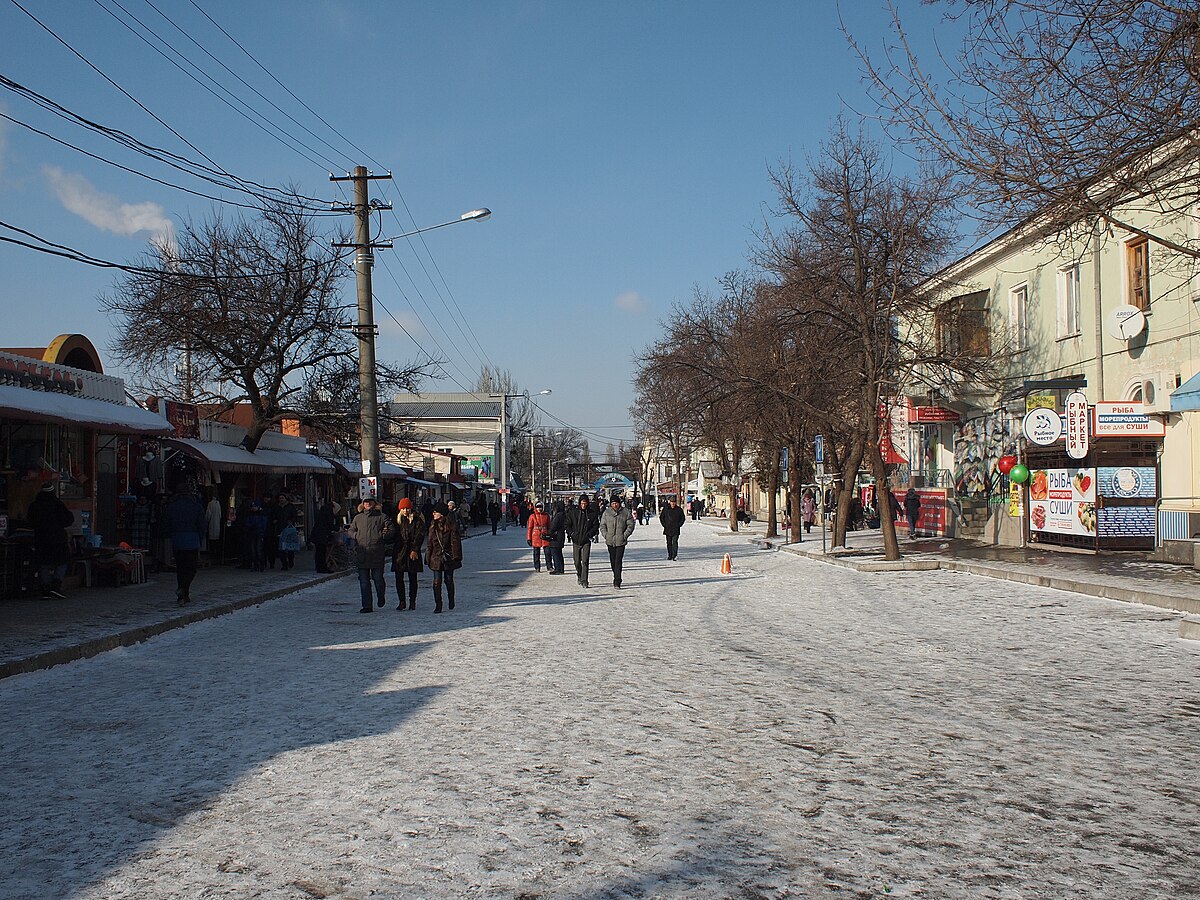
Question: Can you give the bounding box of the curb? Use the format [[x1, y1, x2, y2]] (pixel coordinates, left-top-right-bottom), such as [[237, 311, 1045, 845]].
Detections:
[[779, 543, 940, 572], [0, 570, 350, 680], [1181, 617, 1200, 641], [938, 560, 1200, 616]]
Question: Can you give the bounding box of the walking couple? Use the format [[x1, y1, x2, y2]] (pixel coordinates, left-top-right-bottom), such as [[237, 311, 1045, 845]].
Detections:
[[352, 496, 462, 614]]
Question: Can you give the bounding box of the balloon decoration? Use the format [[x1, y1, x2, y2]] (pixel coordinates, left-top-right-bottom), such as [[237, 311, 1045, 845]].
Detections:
[[997, 455, 1017, 475], [1008, 464, 1030, 485]]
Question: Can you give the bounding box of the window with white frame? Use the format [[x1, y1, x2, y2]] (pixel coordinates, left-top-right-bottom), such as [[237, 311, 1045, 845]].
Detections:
[[1008, 284, 1028, 350], [1056, 264, 1081, 339]]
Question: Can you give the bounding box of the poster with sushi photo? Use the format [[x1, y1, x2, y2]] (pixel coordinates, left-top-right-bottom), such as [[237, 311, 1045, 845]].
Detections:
[[1028, 467, 1097, 537]]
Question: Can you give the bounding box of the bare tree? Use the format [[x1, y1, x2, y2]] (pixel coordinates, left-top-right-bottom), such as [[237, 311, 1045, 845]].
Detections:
[[105, 197, 351, 450], [850, 0, 1200, 255]]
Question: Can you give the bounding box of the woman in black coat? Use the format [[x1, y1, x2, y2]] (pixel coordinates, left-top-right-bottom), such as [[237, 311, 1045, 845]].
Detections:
[[425, 502, 463, 613], [392, 498, 426, 610]]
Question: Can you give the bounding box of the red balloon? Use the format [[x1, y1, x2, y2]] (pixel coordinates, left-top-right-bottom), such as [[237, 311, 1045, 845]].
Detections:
[[997, 455, 1017, 475]]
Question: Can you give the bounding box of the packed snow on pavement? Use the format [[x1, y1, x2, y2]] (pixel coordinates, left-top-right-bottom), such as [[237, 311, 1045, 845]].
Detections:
[[1, 520, 1198, 898]]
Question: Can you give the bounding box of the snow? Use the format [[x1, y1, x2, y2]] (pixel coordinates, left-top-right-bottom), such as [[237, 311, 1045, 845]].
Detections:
[[0, 385, 170, 434], [1, 520, 1197, 897]]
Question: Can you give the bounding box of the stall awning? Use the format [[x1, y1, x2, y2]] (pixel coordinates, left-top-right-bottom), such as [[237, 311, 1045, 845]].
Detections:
[[405, 476, 440, 488], [0, 385, 171, 435], [1171, 371, 1200, 412], [165, 438, 334, 474], [326, 458, 411, 478]]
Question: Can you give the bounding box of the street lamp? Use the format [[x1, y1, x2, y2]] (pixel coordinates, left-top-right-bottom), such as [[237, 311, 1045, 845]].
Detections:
[[332, 172, 490, 496]]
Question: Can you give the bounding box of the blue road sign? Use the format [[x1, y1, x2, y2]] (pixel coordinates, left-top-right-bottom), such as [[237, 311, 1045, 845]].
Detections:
[[814, 434, 824, 463]]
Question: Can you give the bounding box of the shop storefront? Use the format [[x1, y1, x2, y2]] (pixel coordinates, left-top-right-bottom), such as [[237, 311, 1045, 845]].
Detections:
[[0, 343, 171, 597], [1023, 397, 1163, 552]]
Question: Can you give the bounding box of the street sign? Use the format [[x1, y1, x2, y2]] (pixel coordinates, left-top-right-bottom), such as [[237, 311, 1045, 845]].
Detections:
[[814, 434, 824, 463], [815, 461, 825, 480], [359, 476, 378, 499], [1064, 391, 1090, 459]]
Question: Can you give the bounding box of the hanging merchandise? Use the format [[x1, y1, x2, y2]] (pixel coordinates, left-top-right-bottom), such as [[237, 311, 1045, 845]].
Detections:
[[997, 455, 1017, 475], [1008, 464, 1030, 484]]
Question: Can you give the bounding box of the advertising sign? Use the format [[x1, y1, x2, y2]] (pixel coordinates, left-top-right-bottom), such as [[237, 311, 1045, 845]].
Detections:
[[359, 476, 378, 499], [1026, 393, 1056, 412], [1098, 466, 1156, 499], [1023, 408, 1063, 446], [1028, 467, 1096, 537], [1098, 506, 1155, 539], [912, 406, 960, 423], [1064, 391, 1089, 460], [1008, 481, 1022, 518], [1092, 402, 1166, 438]]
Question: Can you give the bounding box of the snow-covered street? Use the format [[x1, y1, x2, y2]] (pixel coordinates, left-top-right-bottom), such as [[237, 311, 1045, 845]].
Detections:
[[2, 520, 1198, 899]]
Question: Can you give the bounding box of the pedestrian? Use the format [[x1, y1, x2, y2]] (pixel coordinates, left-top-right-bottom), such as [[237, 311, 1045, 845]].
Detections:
[[696, 496, 706, 518], [904, 484, 922, 539], [636, 501, 647, 525], [310, 499, 337, 573], [349, 495, 393, 613], [526, 501, 551, 573], [426, 501, 462, 613], [244, 501, 268, 570], [165, 482, 207, 606], [488, 499, 501, 535], [659, 495, 685, 560], [26, 482, 73, 600], [205, 491, 223, 561], [392, 497, 426, 610], [277, 515, 301, 570], [564, 493, 599, 587], [546, 500, 567, 574], [801, 490, 816, 534], [599, 495, 636, 588]]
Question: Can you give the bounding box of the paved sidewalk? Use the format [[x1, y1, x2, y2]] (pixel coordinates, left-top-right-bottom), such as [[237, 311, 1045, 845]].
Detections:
[[0, 525, 496, 678], [694, 516, 1200, 615]]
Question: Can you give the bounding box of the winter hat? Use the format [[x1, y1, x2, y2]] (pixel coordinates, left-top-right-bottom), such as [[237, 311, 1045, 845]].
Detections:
[[535, 501, 544, 508], [40, 482, 56, 492], [433, 501, 449, 516], [362, 495, 378, 505], [397, 498, 412, 510], [579, 493, 589, 503]]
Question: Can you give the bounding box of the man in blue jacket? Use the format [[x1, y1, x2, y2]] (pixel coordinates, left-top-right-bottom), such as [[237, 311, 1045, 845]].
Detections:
[[165, 483, 207, 606]]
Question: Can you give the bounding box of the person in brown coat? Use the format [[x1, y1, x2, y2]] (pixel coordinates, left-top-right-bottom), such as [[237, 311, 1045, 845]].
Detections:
[[425, 502, 463, 613]]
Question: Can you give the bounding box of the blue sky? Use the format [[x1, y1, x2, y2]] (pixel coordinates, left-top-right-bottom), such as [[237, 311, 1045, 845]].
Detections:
[[0, 1, 953, 447]]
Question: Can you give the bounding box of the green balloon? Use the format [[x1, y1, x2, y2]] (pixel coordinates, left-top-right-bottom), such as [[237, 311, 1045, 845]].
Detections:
[[1008, 464, 1030, 484]]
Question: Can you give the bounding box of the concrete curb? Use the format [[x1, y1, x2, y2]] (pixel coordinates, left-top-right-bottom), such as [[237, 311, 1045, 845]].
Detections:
[[1181, 617, 1200, 641], [779, 543, 940, 572], [938, 560, 1200, 616], [0, 570, 350, 680]]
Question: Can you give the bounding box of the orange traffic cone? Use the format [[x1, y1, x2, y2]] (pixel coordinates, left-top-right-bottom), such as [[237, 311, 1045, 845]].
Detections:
[[720, 553, 732, 575]]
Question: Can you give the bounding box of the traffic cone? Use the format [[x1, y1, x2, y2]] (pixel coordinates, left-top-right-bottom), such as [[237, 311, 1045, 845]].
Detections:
[[721, 553, 732, 575]]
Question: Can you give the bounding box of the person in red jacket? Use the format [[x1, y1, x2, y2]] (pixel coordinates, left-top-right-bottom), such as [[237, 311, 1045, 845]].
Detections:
[[526, 501, 551, 573]]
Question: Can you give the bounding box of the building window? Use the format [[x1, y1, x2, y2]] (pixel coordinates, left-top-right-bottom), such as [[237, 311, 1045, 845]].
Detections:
[[1008, 284, 1028, 351], [1127, 237, 1150, 311], [936, 289, 990, 357], [1056, 264, 1081, 339]]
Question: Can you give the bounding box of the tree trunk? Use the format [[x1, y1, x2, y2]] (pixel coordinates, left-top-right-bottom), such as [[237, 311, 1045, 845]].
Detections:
[[764, 460, 778, 539], [867, 439, 901, 561], [831, 439, 864, 549], [788, 438, 804, 544], [727, 483, 740, 532]]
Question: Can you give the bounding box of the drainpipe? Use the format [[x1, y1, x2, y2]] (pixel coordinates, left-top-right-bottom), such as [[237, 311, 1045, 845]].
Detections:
[[1094, 221, 1105, 400]]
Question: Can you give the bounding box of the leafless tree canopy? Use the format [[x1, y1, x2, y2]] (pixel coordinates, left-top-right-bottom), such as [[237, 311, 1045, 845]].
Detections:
[[851, 0, 1200, 253], [104, 197, 351, 449]]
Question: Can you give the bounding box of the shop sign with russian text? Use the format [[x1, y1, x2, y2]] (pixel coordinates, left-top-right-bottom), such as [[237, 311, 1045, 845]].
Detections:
[[1022, 407, 1063, 446], [1092, 401, 1166, 438], [1064, 391, 1089, 459]]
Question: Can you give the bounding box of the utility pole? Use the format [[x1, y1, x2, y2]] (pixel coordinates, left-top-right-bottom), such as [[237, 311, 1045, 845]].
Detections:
[[331, 166, 392, 493]]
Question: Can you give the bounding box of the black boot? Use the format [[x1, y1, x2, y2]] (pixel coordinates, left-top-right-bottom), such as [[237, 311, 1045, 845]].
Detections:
[[433, 587, 443, 614]]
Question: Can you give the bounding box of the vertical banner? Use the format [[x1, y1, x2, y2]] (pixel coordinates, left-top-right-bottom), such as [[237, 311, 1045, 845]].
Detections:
[[1065, 391, 1089, 460]]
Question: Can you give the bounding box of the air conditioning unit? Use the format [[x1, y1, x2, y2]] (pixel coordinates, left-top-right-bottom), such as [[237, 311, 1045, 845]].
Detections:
[[1141, 371, 1179, 413]]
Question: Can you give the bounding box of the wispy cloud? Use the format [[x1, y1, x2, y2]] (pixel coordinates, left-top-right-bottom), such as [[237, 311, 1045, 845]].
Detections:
[[614, 291, 648, 314], [43, 166, 174, 244]]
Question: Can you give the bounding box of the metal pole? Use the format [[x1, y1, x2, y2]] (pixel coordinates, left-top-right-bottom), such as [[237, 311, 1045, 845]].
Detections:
[[499, 396, 508, 529], [530, 433, 536, 499]]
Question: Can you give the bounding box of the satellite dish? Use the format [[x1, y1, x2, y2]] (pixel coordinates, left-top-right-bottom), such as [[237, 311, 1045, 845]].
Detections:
[[1107, 304, 1146, 341]]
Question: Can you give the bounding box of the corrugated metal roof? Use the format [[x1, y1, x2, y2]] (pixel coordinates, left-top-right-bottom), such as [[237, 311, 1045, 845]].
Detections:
[[389, 400, 501, 419]]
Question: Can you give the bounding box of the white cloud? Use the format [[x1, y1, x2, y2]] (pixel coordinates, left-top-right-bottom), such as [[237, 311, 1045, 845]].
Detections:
[[614, 291, 648, 314], [43, 166, 174, 245]]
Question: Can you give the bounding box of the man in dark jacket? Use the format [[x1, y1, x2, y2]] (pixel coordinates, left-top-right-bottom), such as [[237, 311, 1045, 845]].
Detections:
[[27, 483, 73, 599], [659, 496, 686, 560], [349, 495, 393, 612], [165, 483, 207, 605], [904, 485, 922, 539], [488, 500, 502, 535], [310, 499, 338, 573], [563, 494, 600, 587]]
